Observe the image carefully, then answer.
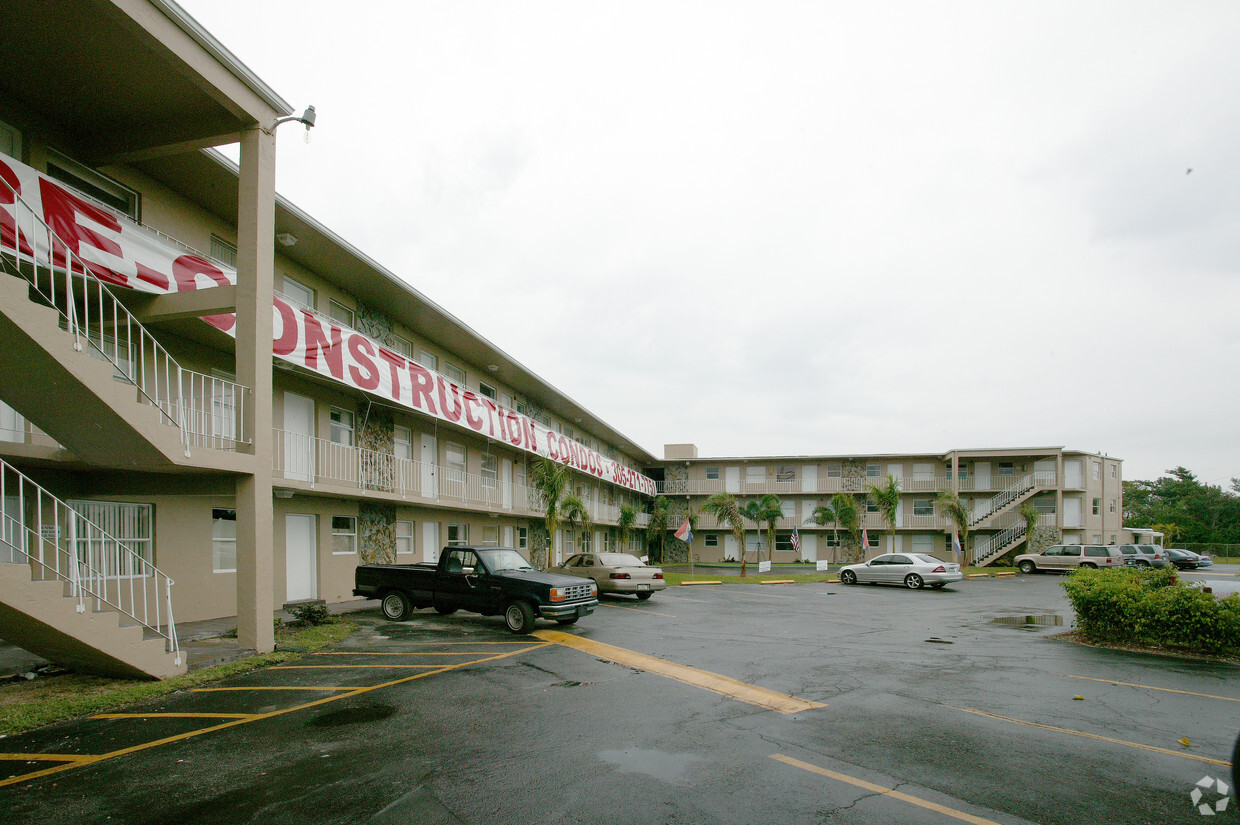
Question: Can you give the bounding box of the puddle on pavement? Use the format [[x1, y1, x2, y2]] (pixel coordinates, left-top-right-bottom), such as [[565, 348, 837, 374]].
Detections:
[[307, 703, 398, 727], [991, 614, 1064, 631], [598, 748, 702, 783]]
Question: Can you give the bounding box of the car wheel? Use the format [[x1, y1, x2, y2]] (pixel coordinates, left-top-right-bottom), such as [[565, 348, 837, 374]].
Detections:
[[504, 600, 536, 634], [1080, 563, 1097, 569], [434, 605, 457, 616], [381, 591, 412, 622], [555, 617, 578, 625], [1135, 560, 1150, 568], [1018, 561, 1036, 575], [840, 569, 857, 585], [636, 591, 653, 601], [904, 573, 924, 590]]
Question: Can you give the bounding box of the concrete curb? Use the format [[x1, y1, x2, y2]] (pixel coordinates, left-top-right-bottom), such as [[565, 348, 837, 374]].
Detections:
[[758, 580, 796, 585], [679, 580, 722, 586]]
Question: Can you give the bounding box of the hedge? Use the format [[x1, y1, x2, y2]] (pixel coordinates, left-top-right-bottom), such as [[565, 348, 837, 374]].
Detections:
[[1061, 567, 1240, 655]]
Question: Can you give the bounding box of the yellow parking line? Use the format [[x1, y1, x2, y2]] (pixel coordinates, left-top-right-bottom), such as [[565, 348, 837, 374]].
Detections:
[[312, 651, 511, 656], [190, 686, 357, 692], [771, 754, 1003, 825], [1, 643, 549, 788], [1052, 673, 1240, 703], [269, 664, 443, 669], [91, 713, 256, 720], [679, 580, 721, 586], [0, 753, 89, 762], [950, 707, 1232, 767], [535, 630, 824, 714], [600, 603, 677, 618]]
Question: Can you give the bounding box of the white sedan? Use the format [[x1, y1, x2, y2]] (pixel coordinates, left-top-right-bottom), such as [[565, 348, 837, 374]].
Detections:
[[550, 552, 667, 600], [837, 553, 963, 590]]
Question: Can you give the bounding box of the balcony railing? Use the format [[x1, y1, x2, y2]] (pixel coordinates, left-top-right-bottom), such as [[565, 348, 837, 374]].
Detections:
[[656, 472, 1060, 497]]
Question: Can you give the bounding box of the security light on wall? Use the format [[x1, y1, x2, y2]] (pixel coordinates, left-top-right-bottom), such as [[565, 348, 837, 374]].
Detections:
[[276, 232, 297, 247], [272, 105, 317, 142]]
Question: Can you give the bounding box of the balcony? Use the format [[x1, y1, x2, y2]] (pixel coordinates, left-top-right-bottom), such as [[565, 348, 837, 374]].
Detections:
[[658, 471, 1060, 497]]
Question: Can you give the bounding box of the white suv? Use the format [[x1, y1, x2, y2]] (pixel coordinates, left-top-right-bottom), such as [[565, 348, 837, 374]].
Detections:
[[1015, 544, 1126, 574]]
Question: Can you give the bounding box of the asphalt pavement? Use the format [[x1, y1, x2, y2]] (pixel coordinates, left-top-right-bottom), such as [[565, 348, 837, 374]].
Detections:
[[1, 573, 1237, 824]]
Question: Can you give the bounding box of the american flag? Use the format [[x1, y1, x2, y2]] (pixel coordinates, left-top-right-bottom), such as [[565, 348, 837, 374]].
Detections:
[[861, 527, 869, 549], [790, 526, 801, 552]]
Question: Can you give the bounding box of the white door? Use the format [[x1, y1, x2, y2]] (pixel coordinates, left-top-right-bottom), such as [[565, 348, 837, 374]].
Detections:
[[886, 464, 903, 487], [501, 459, 513, 509], [503, 526, 513, 547], [1065, 460, 1083, 488], [421, 435, 438, 499], [1064, 497, 1083, 528], [283, 393, 315, 482], [974, 461, 991, 489], [423, 521, 440, 563], [802, 465, 817, 493], [0, 402, 24, 443], [801, 532, 817, 562], [1034, 459, 1056, 484], [725, 467, 740, 493], [725, 533, 738, 561], [285, 514, 317, 602]]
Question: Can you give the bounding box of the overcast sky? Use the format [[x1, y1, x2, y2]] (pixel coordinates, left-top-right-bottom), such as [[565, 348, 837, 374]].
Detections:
[[179, 1, 1240, 485]]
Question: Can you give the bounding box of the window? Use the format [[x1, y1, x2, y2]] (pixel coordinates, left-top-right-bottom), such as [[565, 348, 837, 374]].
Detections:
[[912, 463, 934, 482], [866, 464, 881, 478], [447, 523, 469, 546], [329, 407, 354, 447], [1109, 499, 1116, 514], [481, 454, 498, 488], [88, 334, 136, 381], [1034, 497, 1056, 514], [1092, 461, 1102, 481], [1110, 465, 1117, 479], [419, 350, 438, 371], [482, 526, 499, 546], [209, 235, 237, 269], [774, 532, 796, 553], [827, 464, 842, 478], [912, 534, 933, 554], [212, 508, 237, 573], [396, 520, 415, 555], [1091, 535, 1102, 544], [997, 462, 1015, 476], [500, 393, 512, 410], [445, 443, 466, 481], [1, 401, 26, 443], [444, 363, 466, 384], [46, 150, 140, 220], [705, 467, 720, 480], [745, 466, 765, 483], [331, 516, 356, 554], [780, 499, 796, 518], [516, 527, 528, 550], [69, 501, 153, 578], [866, 532, 880, 548], [328, 300, 354, 329], [775, 465, 796, 482], [390, 336, 412, 359], [516, 401, 527, 416], [913, 499, 933, 517], [479, 382, 497, 400], [561, 425, 574, 440], [1092, 498, 1101, 516], [580, 531, 592, 553], [705, 534, 719, 547], [280, 276, 314, 309], [866, 501, 879, 514], [394, 426, 413, 460]]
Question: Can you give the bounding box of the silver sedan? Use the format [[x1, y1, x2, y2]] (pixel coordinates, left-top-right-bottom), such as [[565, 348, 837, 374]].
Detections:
[[837, 553, 963, 590], [549, 552, 667, 599]]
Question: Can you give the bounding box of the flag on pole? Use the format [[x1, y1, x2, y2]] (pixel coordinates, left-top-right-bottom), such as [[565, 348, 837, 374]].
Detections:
[[861, 527, 869, 551], [790, 526, 801, 553], [953, 533, 963, 557], [674, 518, 693, 544]]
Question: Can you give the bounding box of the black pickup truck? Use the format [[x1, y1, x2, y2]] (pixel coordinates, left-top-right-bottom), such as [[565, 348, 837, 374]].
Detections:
[[354, 545, 598, 634]]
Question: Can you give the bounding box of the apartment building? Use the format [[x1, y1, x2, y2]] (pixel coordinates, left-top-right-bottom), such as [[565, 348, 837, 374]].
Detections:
[[0, 0, 656, 678], [660, 444, 1125, 566]]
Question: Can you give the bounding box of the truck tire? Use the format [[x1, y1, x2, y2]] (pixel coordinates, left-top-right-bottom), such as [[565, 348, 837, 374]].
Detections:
[[381, 590, 412, 622], [1018, 561, 1036, 574], [504, 600, 536, 634], [434, 605, 458, 615]]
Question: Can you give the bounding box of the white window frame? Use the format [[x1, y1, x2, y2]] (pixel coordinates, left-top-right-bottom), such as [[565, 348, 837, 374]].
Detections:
[[448, 523, 469, 546], [705, 467, 720, 480], [419, 350, 438, 371], [209, 235, 237, 269], [68, 501, 154, 579], [866, 464, 881, 478], [329, 407, 354, 447], [331, 516, 357, 555], [745, 466, 765, 483], [46, 149, 140, 220], [481, 525, 500, 546], [705, 534, 719, 547], [445, 442, 466, 482], [390, 336, 412, 359], [328, 300, 355, 329], [827, 464, 842, 479], [280, 276, 314, 310], [445, 363, 466, 384], [479, 382, 497, 400], [481, 454, 498, 488], [396, 520, 415, 555], [913, 499, 934, 517], [213, 508, 237, 573], [394, 426, 413, 460], [517, 526, 528, 550]]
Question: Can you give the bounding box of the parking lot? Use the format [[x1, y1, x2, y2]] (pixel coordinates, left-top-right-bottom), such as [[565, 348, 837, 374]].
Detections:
[[2, 573, 1237, 824]]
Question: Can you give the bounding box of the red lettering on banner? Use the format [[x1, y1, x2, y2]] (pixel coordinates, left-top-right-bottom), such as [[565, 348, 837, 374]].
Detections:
[[38, 178, 126, 285], [347, 334, 380, 390], [524, 419, 539, 452], [481, 399, 501, 438], [438, 380, 463, 423], [134, 262, 169, 291], [0, 160, 34, 256], [273, 298, 299, 355], [557, 435, 572, 465], [462, 391, 484, 431], [506, 413, 523, 446], [376, 348, 406, 401], [203, 313, 236, 332], [303, 314, 344, 379], [407, 362, 438, 414], [545, 433, 559, 461], [172, 255, 229, 292]]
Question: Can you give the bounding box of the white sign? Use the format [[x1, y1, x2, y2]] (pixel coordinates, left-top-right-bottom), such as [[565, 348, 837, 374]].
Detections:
[[41, 525, 59, 542], [816, 560, 831, 572], [0, 154, 657, 497], [758, 560, 771, 573]]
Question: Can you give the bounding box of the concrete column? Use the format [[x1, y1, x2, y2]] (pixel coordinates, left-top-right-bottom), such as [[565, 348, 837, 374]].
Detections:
[[234, 126, 276, 653]]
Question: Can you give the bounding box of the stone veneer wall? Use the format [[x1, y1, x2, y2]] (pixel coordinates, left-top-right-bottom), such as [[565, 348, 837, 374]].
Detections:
[[359, 501, 397, 564]]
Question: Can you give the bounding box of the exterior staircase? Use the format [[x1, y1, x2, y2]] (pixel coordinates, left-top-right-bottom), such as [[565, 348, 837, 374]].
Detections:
[[0, 457, 184, 679], [967, 472, 1052, 529], [972, 524, 1028, 567]]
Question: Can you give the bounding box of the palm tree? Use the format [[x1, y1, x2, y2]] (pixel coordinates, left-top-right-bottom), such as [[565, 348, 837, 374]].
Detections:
[[617, 504, 637, 553], [831, 492, 861, 562], [936, 490, 970, 564], [528, 458, 590, 569], [1019, 501, 1041, 553], [810, 502, 837, 561], [867, 475, 902, 554], [647, 495, 671, 563], [703, 492, 748, 576], [742, 493, 784, 563]]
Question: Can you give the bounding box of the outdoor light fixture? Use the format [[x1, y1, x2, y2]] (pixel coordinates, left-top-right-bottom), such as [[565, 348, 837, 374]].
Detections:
[[274, 489, 295, 499], [276, 232, 297, 247], [487, 364, 499, 372], [272, 105, 317, 142]]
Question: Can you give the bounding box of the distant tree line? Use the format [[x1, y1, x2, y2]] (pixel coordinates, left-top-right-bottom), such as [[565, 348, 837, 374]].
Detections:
[[1123, 467, 1240, 545]]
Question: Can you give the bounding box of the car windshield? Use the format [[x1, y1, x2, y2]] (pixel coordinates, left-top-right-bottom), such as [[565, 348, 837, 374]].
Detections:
[[598, 553, 644, 567], [913, 555, 946, 564], [479, 549, 535, 573]]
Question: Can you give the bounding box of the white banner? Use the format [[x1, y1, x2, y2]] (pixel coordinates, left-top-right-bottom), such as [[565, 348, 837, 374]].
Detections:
[[0, 154, 656, 497]]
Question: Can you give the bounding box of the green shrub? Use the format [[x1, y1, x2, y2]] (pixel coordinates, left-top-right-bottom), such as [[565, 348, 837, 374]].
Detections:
[[1061, 567, 1240, 655], [287, 602, 331, 626]]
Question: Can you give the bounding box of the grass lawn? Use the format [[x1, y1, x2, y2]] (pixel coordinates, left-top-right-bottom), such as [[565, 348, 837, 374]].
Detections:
[[0, 618, 357, 738]]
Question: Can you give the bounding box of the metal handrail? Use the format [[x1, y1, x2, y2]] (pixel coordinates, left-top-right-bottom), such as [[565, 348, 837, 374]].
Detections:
[[0, 458, 179, 662], [0, 177, 250, 451], [973, 524, 1027, 563]]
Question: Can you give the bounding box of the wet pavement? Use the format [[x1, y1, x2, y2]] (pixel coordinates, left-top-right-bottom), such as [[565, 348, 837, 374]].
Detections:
[[1, 575, 1237, 824]]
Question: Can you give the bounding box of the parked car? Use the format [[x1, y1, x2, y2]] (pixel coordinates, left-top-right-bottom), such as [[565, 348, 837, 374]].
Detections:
[[1015, 545, 1125, 574], [549, 552, 666, 599], [1165, 548, 1202, 570], [1171, 548, 1213, 567], [1116, 544, 1169, 568], [837, 554, 962, 590]]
